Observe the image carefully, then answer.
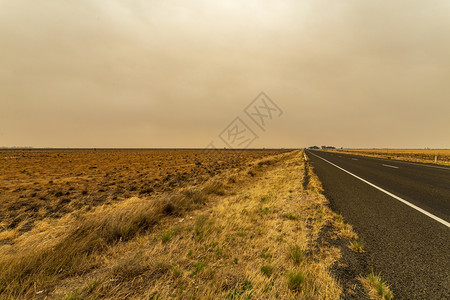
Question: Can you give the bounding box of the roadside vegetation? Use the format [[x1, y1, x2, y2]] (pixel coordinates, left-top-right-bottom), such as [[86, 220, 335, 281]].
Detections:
[[327, 149, 450, 166], [360, 271, 394, 300], [349, 241, 365, 253], [0, 150, 389, 299]]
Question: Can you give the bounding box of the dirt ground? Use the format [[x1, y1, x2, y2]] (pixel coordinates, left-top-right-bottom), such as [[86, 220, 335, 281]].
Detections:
[[0, 149, 286, 236]]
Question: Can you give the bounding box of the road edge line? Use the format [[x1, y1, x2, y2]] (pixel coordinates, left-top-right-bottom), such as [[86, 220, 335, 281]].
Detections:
[[330, 151, 450, 171], [307, 151, 450, 228]]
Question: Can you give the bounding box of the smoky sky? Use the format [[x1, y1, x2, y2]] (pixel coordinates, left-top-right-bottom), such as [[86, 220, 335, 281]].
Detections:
[[1, 0, 449, 148]]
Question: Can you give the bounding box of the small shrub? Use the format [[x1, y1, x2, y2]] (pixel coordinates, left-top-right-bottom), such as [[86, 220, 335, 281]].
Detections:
[[289, 245, 303, 265], [260, 265, 274, 276], [161, 232, 172, 243], [287, 271, 305, 292]]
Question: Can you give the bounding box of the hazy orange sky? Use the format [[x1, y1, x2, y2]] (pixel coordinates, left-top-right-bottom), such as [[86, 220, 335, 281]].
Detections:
[[1, 0, 449, 148]]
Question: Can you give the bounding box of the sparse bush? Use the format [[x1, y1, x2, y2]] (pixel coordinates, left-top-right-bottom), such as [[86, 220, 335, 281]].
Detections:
[[287, 271, 305, 292], [261, 265, 274, 276], [289, 245, 304, 265], [161, 231, 172, 243]]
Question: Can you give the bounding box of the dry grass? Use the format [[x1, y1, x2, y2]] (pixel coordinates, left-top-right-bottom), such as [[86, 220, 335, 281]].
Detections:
[[349, 241, 365, 253], [0, 149, 286, 239], [360, 271, 394, 300], [329, 149, 450, 166], [0, 150, 366, 299]]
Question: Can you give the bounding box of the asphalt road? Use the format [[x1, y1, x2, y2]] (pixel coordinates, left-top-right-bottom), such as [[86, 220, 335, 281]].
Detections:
[[305, 150, 450, 299]]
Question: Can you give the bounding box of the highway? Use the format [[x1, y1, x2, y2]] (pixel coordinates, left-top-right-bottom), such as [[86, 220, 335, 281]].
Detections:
[[305, 150, 450, 299]]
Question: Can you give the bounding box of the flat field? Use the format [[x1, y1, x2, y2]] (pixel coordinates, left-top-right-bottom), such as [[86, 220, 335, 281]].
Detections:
[[0, 149, 378, 299], [330, 149, 450, 166], [0, 149, 285, 235]]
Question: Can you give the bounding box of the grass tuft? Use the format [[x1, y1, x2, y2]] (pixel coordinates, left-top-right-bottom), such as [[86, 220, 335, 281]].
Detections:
[[287, 271, 305, 292], [203, 181, 226, 196], [283, 213, 299, 220], [349, 241, 364, 253], [361, 271, 394, 300], [260, 265, 274, 276], [289, 245, 304, 265]]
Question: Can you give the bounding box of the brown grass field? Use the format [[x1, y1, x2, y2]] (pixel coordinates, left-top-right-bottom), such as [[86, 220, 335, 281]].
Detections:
[[0, 149, 387, 299], [328, 149, 450, 166], [0, 149, 285, 236]]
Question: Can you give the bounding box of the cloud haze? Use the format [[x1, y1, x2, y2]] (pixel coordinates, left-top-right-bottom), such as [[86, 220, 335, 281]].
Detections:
[[1, 0, 449, 148]]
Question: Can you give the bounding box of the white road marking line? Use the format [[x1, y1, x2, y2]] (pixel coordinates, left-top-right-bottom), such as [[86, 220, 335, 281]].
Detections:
[[381, 159, 450, 171], [308, 151, 450, 228], [333, 152, 450, 171], [382, 164, 399, 169], [352, 158, 358, 160], [303, 152, 308, 161]]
